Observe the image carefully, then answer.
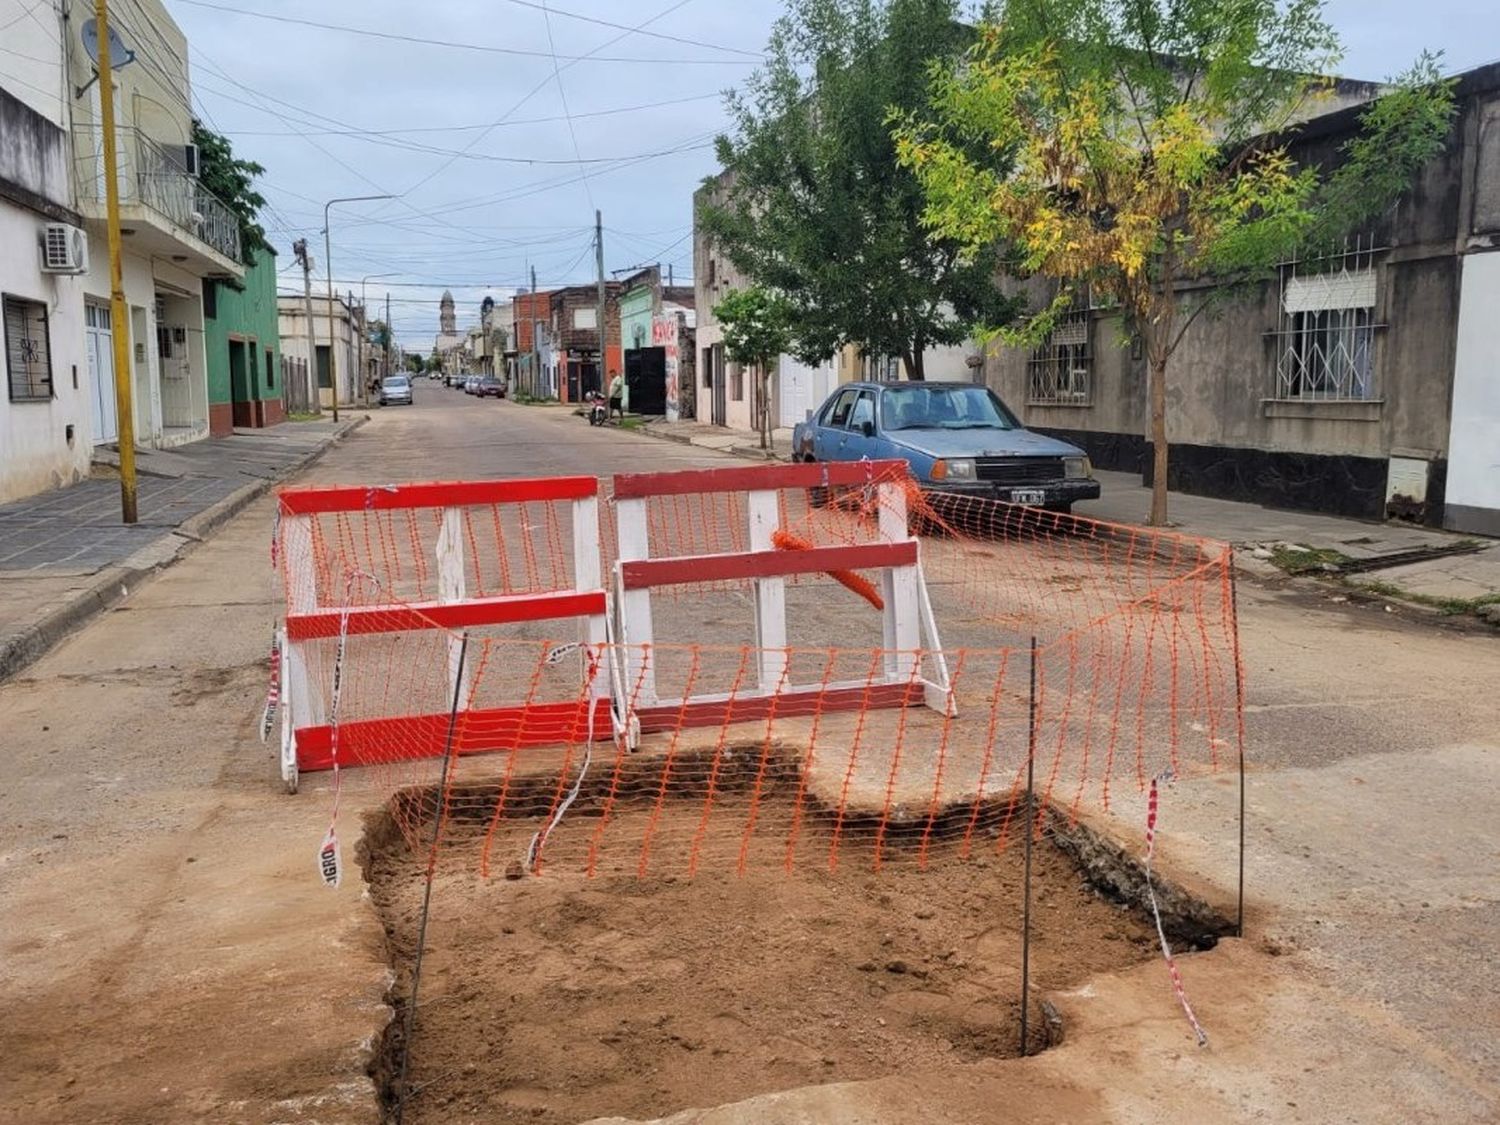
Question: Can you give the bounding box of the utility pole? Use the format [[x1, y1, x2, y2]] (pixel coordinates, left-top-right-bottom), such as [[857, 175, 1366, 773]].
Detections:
[[349, 289, 361, 406], [667, 263, 673, 288], [95, 0, 137, 523], [595, 209, 608, 402], [293, 240, 319, 415], [530, 263, 540, 398], [323, 194, 393, 424], [384, 291, 391, 379]]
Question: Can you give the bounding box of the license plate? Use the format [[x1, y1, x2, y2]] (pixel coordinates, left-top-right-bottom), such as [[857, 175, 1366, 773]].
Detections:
[[1009, 489, 1046, 505]]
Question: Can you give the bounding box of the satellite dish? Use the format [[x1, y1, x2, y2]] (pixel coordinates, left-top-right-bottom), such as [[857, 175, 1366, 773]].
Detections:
[[81, 19, 136, 70]]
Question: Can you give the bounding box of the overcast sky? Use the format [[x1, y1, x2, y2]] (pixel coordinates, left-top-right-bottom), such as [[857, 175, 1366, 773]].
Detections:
[[162, 0, 1496, 349]]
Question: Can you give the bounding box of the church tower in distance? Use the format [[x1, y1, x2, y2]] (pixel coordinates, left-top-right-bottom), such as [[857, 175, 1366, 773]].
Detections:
[[439, 290, 456, 335]]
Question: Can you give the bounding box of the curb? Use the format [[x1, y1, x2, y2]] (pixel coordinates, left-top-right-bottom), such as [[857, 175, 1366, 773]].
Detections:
[[0, 416, 367, 683], [0, 564, 151, 682], [638, 425, 789, 463]]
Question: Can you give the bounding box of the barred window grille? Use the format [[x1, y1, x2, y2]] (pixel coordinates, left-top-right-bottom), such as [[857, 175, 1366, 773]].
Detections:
[[1272, 236, 1382, 401], [4, 295, 54, 402], [1027, 307, 1091, 404]]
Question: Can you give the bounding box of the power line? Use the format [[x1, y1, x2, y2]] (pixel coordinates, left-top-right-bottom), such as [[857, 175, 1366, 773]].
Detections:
[[499, 0, 762, 58], [169, 0, 760, 66], [195, 79, 714, 165], [539, 0, 593, 209], [217, 91, 725, 139], [378, 0, 697, 210]]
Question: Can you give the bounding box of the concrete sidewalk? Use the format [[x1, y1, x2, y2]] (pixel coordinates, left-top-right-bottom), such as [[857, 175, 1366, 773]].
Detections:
[[632, 418, 1499, 623], [639, 416, 793, 459], [1079, 470, 1500, 621], [0, 418, 365, 681]]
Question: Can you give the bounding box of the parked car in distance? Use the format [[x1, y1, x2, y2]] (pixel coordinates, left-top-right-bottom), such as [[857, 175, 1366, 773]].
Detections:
[[790, 382, 1100, 512], [463, 375, 480, 394], [476, 375, 505, 398], [378, 374, 413, 406]]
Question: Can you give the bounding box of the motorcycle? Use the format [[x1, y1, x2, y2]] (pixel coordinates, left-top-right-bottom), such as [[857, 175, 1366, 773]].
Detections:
[[584, 390, 609, 427]]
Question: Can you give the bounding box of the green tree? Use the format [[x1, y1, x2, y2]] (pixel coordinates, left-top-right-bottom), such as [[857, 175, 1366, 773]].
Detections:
[[426, 352, 444, 374], [701, 0, 1017, 380], [714, 286, 793, 448], [895, 0, 1454, 525], [406, 353, 425, 374], [191, 121, 267, 265]]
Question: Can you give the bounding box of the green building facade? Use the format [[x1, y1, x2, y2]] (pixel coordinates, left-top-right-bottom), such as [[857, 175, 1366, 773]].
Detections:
[[204, 246, 283, 434]]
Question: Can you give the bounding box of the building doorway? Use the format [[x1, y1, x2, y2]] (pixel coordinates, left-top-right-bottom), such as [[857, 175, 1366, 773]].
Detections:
[[85, 302, 117, 443]]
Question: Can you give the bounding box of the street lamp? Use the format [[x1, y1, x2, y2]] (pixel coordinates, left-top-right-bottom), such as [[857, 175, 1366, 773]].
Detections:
[[323, 195, 393, 422], [359, 273, 397, 405]]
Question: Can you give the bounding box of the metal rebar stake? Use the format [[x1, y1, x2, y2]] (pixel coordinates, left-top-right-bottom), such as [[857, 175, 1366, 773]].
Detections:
[[1020, 634, 1037, 1056], [394, 631, 469, 1124]]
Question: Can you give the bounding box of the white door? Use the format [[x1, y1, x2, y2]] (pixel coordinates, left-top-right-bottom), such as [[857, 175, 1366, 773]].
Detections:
[[1446, 252, 1500, 533], [85, 303, 118, 443], [778, 356, 837, 428]]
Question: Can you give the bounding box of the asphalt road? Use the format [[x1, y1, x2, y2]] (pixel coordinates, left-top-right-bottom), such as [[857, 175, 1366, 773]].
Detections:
[[1, 379, 1497, 1123]]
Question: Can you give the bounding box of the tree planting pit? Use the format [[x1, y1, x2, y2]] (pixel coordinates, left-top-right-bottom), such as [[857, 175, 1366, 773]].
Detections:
[[361, 747, 1184, 1125]]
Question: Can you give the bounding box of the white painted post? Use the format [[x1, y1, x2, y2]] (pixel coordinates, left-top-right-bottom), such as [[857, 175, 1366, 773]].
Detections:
[[571, 494, 607, 703], [877, 481, 919, 683], [436, 507, 468, 704], [614, 496, 657, 705], [747, 489, 788, 693], [281, 514, 324, 787]]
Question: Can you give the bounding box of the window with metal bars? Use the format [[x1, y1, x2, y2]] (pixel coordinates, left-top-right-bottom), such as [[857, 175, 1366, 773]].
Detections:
[[4, 295, 54, 402], [1027, 308, 1091, 404], [1279, 306, 1375, 399], [1271, 238, 1382, 401]]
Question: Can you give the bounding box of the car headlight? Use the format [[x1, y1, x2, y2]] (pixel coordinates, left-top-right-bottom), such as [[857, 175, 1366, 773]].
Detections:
[[1064, 456, 1092, 479], [931, 458, 975, 481]]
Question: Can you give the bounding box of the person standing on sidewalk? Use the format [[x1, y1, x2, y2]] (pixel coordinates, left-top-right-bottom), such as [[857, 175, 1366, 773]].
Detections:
[[607, 371, 625, 420]]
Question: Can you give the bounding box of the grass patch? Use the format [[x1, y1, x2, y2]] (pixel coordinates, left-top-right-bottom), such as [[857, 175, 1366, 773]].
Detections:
[[287, 411, 322, 422], [1268, 545, 1352, 575], [1351, 581, 1500, 617], [617, 415, 643, 430]]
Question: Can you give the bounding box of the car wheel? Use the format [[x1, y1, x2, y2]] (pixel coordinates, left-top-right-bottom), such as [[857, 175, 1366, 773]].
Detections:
[[805, 458, 829, 509]]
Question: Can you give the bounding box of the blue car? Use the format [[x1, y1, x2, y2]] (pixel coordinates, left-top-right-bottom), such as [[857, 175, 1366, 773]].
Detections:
[[790, 381, 1100, 512]]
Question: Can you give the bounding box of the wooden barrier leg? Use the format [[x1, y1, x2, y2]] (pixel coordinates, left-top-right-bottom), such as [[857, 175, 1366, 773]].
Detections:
[[615, 496, 657, 706], [437, 507, 469, 706], [281, 513, 326, 780], [748, 489, 789, 693], [877, 481, 919, 683]]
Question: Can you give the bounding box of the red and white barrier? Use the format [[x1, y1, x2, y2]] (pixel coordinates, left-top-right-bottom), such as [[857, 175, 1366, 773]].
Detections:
[[274, 477, 608, 792], [609, 460, 953, 738]]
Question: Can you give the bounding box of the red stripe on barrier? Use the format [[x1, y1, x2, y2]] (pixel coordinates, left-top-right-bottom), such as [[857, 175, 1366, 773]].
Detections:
[[635, 681, 920, 733], [286, 590, 606, 640], [277, 476, 597, 515], [620, 542, 917, 589], [295, 698, 613, 771], [612, 460, 909, 499]]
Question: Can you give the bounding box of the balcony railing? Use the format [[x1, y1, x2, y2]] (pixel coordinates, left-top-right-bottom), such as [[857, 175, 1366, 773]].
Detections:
[[72, 125, 242, 264]]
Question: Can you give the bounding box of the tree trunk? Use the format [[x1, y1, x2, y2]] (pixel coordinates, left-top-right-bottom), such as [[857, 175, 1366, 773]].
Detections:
[[901, 346, 926, 381], [1148, 353, 1169, 527], [759, 363, 770, 450]]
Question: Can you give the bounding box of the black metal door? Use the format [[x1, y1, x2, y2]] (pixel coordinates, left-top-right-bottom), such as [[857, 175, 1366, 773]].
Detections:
[[710, 343, 726, 426]]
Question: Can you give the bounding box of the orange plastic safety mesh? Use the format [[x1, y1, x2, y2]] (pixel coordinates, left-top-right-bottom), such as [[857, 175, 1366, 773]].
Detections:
[[276, 473, 1242, 885]]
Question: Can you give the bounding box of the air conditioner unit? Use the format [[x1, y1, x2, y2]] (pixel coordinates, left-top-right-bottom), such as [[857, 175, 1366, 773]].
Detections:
[[41, 223, 89, 274], [183, 143, 201, 177]]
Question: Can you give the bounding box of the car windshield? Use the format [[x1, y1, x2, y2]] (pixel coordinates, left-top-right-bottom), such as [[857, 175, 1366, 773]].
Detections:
[[880, 385, 1016, 431], [383, 377, 408, 388]]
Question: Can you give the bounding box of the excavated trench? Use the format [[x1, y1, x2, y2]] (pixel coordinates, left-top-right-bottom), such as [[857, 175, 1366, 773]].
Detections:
[[359, 746, 1231, 1125]]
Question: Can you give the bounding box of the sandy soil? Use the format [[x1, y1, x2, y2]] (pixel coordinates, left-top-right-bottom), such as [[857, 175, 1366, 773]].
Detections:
[[363, 776, 1164, 1125]]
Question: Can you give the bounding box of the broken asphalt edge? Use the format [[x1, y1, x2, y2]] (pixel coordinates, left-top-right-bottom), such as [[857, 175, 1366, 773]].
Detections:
[[0, 416, 368, 684]]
